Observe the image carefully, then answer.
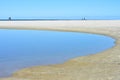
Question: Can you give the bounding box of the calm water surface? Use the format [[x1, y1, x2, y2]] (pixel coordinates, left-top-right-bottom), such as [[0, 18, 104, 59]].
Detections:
[[0, 29, 115, 77]]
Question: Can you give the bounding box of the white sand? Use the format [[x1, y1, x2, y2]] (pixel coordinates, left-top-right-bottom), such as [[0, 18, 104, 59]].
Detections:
[[0, 20, 120, 29]]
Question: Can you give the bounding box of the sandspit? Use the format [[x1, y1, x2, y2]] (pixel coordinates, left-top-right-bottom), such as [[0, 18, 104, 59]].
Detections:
[[0, 20, 120, 80]]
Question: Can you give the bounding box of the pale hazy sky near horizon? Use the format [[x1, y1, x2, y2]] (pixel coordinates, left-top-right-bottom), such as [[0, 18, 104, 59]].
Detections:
[[0, 0, 120, 19]]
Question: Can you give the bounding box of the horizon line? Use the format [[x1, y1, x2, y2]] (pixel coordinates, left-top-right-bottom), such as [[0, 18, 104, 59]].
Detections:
[[0, 19, 120, 21]]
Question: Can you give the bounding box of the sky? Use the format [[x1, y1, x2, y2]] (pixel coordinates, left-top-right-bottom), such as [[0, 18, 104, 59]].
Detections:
[[0, 0, 120, 19]]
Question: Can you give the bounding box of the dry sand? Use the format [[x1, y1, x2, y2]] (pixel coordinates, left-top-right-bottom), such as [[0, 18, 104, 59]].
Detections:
[[0, 20, 120, 80]]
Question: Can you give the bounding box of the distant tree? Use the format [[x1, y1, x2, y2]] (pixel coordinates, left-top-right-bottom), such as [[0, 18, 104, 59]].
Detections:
[[9, 17, 11, 20]]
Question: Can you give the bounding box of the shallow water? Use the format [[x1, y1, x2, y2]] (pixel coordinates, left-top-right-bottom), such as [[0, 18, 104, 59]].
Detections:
[[0, 29, 115, 77]]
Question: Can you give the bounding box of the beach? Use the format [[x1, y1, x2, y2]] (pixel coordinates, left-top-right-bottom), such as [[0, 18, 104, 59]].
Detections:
[[0, 20, 120, 80]]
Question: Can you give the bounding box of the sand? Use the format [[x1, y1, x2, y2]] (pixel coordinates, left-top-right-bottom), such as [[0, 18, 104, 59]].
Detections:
[[0, 20, 120, 80]]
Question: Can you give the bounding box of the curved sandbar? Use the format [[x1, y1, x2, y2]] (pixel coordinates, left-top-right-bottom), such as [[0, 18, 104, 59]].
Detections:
[[0, 20, 120, 80]]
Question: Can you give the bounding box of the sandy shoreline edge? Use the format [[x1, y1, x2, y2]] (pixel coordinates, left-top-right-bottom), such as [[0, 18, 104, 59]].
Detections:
[[0, 20, 120, 80]]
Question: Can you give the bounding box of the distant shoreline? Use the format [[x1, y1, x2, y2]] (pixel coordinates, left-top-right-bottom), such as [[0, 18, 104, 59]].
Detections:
[[0, 19, 120, 21]]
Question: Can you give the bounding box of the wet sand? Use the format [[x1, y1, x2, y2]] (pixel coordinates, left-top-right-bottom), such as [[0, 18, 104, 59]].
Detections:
[[0, 20, 120, 80]]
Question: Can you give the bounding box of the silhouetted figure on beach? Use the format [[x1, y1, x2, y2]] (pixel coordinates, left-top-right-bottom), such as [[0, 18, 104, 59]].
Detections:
[[83, 17, 86, 20], [82, 17, 86, 20], [9, 17, 12, 21]]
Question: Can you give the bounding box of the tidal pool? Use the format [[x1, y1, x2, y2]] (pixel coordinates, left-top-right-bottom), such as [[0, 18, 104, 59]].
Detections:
[[0, 29, 115, 77]]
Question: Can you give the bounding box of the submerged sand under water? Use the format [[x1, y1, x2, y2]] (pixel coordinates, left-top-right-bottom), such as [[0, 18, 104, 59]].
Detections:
[[0, 20, 120, 80]]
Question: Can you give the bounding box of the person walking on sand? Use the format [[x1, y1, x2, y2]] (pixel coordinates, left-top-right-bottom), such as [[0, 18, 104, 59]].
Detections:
[[9, 17, 12, 21]]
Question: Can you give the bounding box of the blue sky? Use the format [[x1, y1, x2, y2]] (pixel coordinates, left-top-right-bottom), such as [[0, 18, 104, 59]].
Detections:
[[0, 0, 120, 19]]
